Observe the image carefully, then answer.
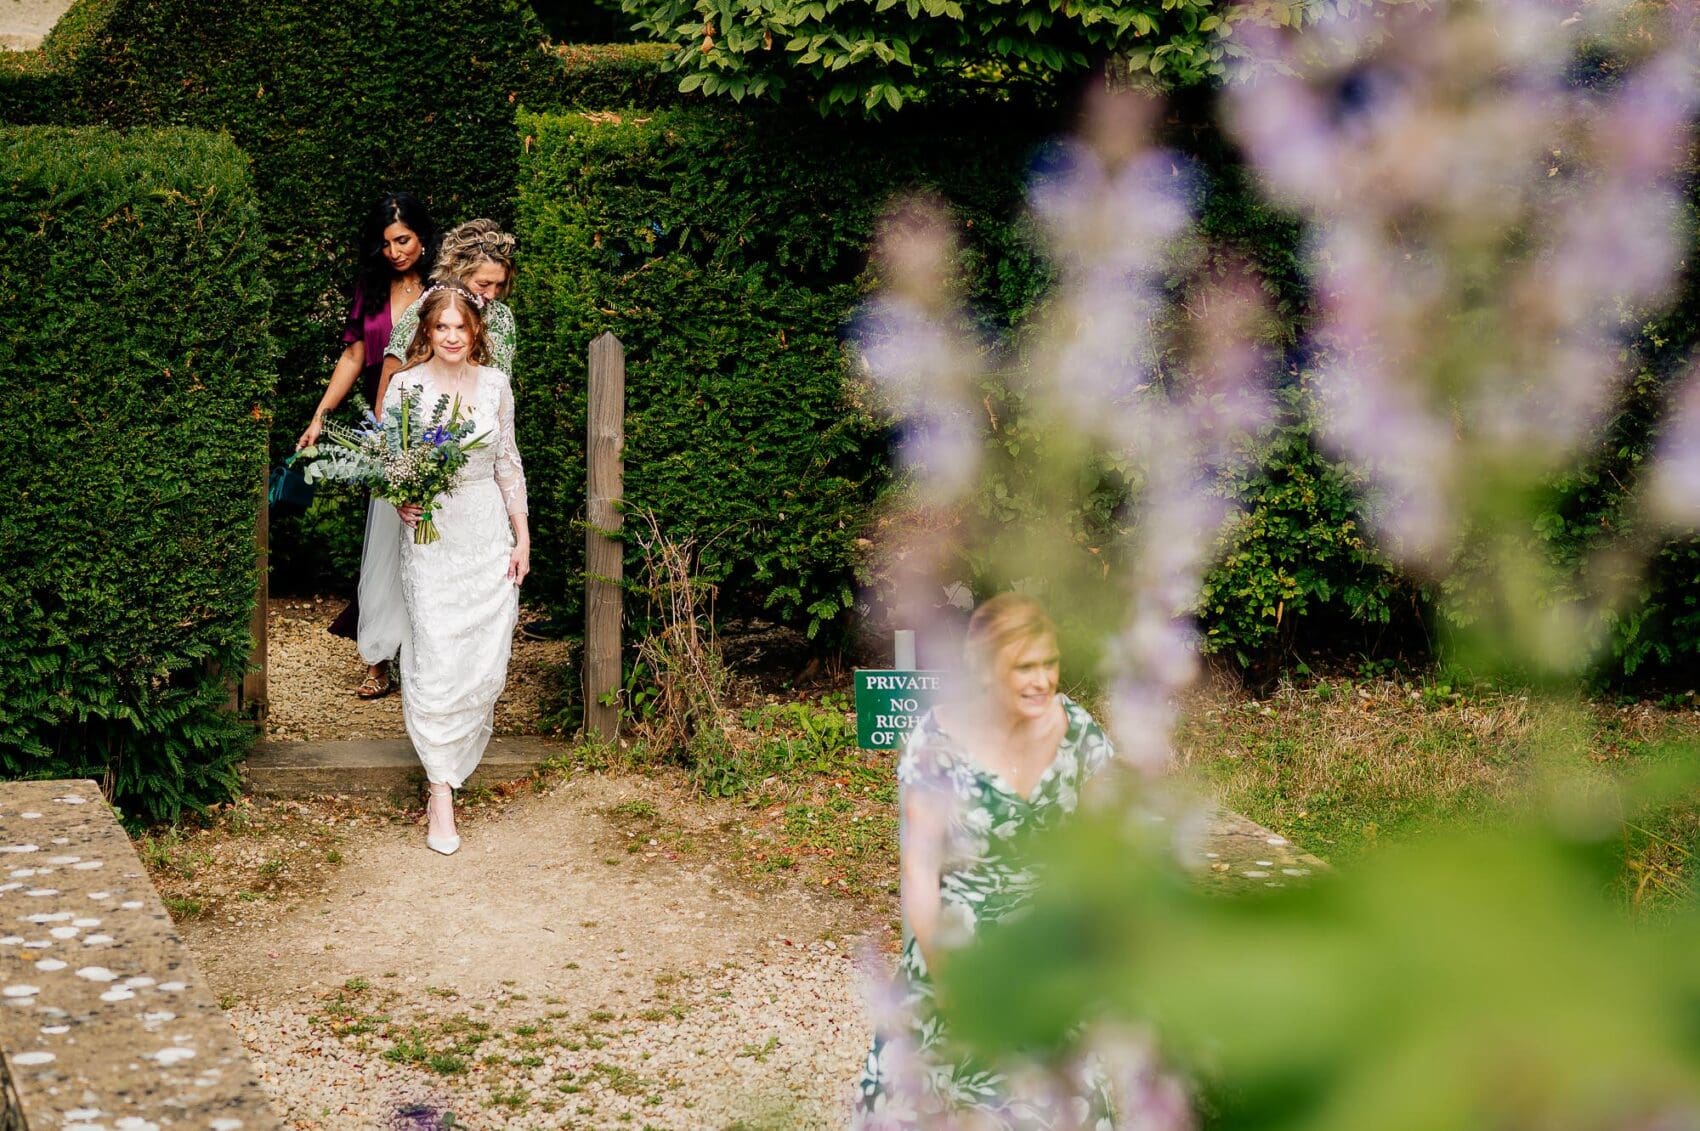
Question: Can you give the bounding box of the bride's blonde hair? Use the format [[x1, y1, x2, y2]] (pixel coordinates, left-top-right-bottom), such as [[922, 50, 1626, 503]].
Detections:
[[399, 286, 490, 371]]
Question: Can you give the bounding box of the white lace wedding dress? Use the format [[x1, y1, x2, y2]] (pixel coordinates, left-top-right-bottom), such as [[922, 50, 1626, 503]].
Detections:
[[380, 364, 527, 788]]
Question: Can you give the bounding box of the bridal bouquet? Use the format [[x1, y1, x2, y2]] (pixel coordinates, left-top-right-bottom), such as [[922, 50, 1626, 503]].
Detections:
[[302, 388, 490, 545]]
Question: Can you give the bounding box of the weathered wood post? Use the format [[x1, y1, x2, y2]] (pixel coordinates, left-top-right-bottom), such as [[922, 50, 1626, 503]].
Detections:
[[894, 629, 917, 671], [243, 462, 269, 716], [583, 332, 626, 741]]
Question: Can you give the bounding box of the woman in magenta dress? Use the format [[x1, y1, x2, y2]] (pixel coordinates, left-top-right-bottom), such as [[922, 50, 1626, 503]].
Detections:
[[295, 192, 437, 698]]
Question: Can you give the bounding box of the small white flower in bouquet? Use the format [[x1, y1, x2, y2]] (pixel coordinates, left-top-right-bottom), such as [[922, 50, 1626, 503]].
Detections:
[[301, 387, 490, 544]]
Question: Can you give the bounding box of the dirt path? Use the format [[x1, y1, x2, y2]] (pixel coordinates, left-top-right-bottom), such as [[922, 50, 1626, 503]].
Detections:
[[182, 774, 884, 1128], [0, 0, 71, 50]]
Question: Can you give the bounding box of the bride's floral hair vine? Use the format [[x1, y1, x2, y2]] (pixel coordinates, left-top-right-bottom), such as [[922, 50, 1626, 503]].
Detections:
[[396, 283, 492, 372], [422, 283, 486, 311]]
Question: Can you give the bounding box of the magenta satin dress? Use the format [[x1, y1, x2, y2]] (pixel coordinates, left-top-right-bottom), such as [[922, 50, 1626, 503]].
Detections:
[[328, 282, 395, 643]]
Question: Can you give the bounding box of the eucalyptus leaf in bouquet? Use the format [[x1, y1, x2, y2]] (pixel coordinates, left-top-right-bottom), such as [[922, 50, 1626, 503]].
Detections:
[[301, 386, 490, 544]]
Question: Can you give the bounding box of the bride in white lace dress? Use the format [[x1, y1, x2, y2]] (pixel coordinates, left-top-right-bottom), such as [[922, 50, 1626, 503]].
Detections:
[[383, 286, 530, 855]]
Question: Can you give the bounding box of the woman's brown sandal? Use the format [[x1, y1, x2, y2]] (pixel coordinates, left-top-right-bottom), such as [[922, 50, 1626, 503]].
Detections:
[[355, 669, 394, 700]]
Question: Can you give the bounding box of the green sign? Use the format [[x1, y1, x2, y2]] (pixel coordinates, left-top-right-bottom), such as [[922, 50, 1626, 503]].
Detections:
[[855, 670, 945, 750]]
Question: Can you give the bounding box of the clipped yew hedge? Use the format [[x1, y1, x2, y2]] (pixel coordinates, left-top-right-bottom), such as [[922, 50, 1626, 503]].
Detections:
[[513, 102, 1064, 639], [8, 21, 1696, 683], [542, 42, 682, 108], [0, 0, 550, 590], [0, 127, 275, 822]]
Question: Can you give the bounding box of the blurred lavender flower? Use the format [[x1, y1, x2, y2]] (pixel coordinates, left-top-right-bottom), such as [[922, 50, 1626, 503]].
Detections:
[[854, 196, 986, 503], [1226, 1, 1698, 583], [1088, 1030, 1194, 1131], [1022, 88, 1276, 773], [1027, 85, 1196, 440], [853, 940, 956, 1130], [1646, 360, 1700, 525]]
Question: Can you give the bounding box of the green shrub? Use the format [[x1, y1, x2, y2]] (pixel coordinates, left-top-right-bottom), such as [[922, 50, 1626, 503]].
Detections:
[[541, 42, 681, 108], [0, 51, 72, 126], [0, 126, 275, 822], [9, 0, 549, 589], [1202, 386, 1404, 665]]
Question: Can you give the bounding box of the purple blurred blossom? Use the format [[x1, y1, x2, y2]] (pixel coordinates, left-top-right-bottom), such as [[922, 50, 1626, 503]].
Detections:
[[1226, 1, 1699, 570], [1088, 1030, 1195, 1131], [1026, 124, 1197, 441], [1646, 361, 1700, 525], [854, 294, 984, 500], [853, 197, 989, 504], [1028, 140, 1192, 275], [1107, 679, 1181, 774], [1026, 90, 1274, 771], [851, 942, 937, 1129]]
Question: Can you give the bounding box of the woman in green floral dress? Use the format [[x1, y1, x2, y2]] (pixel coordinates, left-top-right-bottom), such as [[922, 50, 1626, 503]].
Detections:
[[855, 593, 1118, 1128]]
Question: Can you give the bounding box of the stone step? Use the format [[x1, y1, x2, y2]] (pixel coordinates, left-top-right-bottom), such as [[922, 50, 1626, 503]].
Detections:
[[242, 735, 573, 799], [0, 779, 282, 1130]]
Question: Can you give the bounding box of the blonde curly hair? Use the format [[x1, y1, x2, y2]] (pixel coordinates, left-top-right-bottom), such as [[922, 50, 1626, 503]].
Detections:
[[965, 593, 1057, 681], [429, 218, 517, 297]]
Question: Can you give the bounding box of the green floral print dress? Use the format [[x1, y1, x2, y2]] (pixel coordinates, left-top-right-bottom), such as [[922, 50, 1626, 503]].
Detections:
[[386, 297, 516, 377], [854, 694, 1117, 1128]]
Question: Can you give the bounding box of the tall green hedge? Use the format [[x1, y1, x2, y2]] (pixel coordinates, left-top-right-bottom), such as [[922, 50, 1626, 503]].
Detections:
[[0, 51, 68, 126], [0, 127, 275, 822], [514, 105, 1019, 637], [1, 0, 551, 591], [542, 43, 683, 109], [9, 21, 1694, 683], [512, 69, 1406, 653]]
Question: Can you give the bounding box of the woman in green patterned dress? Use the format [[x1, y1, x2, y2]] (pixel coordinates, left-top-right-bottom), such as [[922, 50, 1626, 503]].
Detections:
[[376, 218, 518, 404], [855, 593, 1118, 1128]]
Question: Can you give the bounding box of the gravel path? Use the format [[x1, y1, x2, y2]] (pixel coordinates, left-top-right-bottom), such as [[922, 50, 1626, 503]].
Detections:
[[232, 595, 880, 1126], [264, 597, 572, 742], [0, 0, 71, 50], [183, 774, 885, 1129], [231, 946, 866, 1129]]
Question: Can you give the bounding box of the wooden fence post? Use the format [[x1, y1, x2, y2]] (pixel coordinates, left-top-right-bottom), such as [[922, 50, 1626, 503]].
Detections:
[[584, 332, 626, 742]]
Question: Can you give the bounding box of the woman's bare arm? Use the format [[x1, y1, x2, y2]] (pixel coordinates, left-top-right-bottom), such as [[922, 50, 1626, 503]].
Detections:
[[900, 783, 949, 974], [296, 341, 365, 449], [373, 354, 404, 420]]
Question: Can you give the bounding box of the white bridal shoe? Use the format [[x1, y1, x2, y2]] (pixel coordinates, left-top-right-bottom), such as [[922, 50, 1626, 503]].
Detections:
[[426, 786, 460, 856]]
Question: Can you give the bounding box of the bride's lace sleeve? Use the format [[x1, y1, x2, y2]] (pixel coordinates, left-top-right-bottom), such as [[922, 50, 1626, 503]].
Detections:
[[493, 370, 528, 517]]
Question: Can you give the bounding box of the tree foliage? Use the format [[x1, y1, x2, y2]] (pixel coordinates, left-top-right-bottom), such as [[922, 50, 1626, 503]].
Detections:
[[621, 0, 1299, 114]]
